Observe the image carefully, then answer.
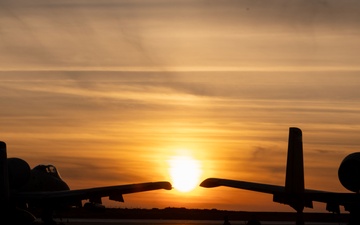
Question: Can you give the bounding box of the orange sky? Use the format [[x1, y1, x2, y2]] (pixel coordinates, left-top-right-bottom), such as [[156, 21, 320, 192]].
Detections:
[[1, 0, 360, 213]]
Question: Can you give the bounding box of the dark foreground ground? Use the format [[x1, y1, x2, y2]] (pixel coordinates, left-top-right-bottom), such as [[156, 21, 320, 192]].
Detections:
[[31, 208, 349, 224]]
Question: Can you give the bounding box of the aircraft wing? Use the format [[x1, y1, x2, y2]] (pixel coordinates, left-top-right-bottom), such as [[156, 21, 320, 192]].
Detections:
[[201, 178, 359, 212], [200, 178, 285, 194], [14, 181, 172, 206]]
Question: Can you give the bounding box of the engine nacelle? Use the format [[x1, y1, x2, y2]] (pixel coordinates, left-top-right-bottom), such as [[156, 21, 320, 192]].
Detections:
[[338, 152, 360, 193], [7, 158, 31, 190]]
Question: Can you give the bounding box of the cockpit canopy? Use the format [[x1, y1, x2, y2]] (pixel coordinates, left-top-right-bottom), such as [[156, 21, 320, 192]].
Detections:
[[33, 165, 62, 179]]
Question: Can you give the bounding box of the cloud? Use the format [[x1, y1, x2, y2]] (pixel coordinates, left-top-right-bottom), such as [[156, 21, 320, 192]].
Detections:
[[1, 1, 360, 209], [1, 0, 359, 71]]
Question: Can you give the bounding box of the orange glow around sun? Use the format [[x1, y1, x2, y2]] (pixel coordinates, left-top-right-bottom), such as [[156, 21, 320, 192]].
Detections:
[[168, 154, 202, 192]]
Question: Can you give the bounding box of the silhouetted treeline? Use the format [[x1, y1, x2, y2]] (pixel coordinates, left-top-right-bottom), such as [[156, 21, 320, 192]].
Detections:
[[37, 207, 349, 223]]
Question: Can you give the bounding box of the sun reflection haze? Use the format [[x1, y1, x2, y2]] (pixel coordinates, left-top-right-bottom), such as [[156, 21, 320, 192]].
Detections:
[[168, 153, 202, 193]]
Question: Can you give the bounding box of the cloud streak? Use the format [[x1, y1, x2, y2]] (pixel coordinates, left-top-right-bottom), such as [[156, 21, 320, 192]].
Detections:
[[1, 0, 360, 71], [1, 0, 360, 211]]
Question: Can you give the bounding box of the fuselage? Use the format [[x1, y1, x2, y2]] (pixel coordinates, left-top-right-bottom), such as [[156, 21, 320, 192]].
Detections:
[[9, 164, 72, 224], [21, 165, 70, 192]]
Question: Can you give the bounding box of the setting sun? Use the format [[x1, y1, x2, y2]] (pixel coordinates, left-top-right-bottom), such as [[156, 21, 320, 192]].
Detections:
[[169, 155, 202, 192]]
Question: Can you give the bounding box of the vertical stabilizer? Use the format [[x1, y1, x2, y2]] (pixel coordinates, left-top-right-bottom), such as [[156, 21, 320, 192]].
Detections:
[[285, 127, 305, 195], [0, 141, 9, 219]]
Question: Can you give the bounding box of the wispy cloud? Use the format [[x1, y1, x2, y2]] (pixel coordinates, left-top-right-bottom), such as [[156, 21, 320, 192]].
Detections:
[[1, 0, 360, 211], [1, 0, 360, 71]]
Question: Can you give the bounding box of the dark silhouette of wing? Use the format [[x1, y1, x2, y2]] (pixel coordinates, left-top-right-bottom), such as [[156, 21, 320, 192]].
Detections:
[[14, 181, 172, 206], [200, 178, 359, 209], [200, 178, 284, 194]]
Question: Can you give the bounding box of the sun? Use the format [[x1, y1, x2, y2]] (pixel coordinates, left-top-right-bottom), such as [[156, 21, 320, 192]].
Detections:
[[168, 155, 202, 192]]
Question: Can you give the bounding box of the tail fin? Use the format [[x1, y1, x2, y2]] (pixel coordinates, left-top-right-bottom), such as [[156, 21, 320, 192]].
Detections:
[[285, 127, 305, 195], [0, 142, 9, 215], [273, 127, 312, 213]]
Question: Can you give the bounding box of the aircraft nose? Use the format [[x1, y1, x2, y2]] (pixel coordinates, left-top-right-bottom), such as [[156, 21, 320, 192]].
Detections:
[[61, 180, 70, 191]]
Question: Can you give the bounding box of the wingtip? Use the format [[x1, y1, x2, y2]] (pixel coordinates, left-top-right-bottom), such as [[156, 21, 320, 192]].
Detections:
[[200, 178, 220, 188], [162, 181, 173, 190]]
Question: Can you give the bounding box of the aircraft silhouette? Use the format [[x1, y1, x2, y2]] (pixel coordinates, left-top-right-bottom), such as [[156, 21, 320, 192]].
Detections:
[[0, 141, 172, 225], [201, 127, 360, 225]]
